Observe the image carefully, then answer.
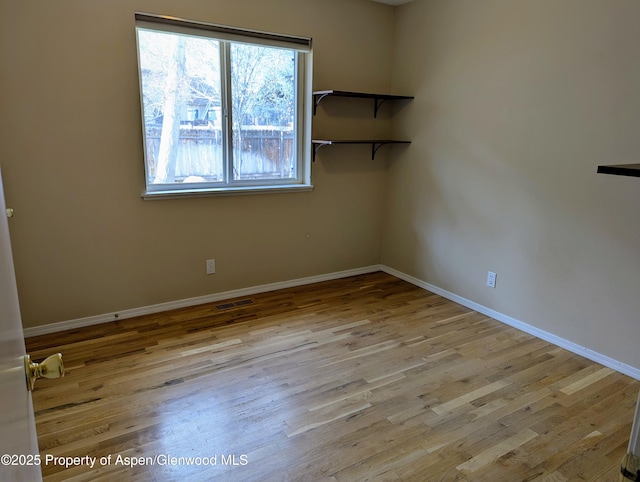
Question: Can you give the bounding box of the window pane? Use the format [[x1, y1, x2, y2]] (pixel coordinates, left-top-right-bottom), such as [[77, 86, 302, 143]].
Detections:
[[230, 43, 296, 181], [137, 29, 223, 185]]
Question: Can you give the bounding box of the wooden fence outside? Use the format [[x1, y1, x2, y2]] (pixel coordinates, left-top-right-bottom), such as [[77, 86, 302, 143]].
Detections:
[[145, 127, 294, 182]]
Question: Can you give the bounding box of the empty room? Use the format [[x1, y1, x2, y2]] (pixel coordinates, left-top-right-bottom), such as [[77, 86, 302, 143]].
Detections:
[[1, 0, 640, 480]]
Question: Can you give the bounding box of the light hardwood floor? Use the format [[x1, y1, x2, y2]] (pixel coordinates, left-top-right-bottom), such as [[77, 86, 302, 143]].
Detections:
[[26, 272, 638, 481]]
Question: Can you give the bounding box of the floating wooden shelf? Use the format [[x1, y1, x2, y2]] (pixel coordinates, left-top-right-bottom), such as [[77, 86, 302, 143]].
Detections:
[[312, 139, 411, 161], [313, 90, 414, 117], [597, 164, 640, 178]]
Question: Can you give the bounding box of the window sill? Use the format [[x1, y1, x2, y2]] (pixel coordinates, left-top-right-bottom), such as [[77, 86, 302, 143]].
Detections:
[[142, 183, 314, 200]]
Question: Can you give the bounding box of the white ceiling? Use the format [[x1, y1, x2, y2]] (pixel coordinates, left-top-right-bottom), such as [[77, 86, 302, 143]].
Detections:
[[370, 0, 413, 5]]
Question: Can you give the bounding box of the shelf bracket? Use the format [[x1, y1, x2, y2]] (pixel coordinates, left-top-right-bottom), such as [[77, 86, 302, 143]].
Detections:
[[313, 93, 331, 116], [372, 142, 387, 160], [373, 98, 388, 118], [312, 142, 328, 162]]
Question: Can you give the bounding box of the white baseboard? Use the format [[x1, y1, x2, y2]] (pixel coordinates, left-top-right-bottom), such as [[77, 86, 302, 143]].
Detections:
[[24, 263, 640, 381], [381, 265, 640, 381], [23, 265, 382, 338]]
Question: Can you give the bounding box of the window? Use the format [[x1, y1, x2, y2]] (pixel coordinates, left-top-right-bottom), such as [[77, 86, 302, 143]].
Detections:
[[134, 13, 313, 198]]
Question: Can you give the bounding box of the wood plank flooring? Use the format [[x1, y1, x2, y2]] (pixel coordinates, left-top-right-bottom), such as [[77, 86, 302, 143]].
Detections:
[[25, 272, 639, 481]]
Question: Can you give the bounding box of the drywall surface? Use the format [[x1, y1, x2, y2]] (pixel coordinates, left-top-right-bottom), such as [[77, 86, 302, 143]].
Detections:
[[385, 0, 640, 369], [0, 0, 395, 327]]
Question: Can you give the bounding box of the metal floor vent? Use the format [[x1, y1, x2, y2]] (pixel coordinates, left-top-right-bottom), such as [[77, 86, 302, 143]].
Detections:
[[215, 299, 254, 311]]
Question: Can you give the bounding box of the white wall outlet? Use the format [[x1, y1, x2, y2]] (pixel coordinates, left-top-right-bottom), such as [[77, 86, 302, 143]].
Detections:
[[206, 259, 216, 275], [487, 271, 497, 288]]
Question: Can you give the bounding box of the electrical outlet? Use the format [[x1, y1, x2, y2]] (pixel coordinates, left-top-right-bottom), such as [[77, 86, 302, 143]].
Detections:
[[487, 271, 497, 288], [206, 259, 216, 275]]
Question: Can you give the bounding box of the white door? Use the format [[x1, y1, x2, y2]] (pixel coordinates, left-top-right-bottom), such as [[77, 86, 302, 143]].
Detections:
[[0, 168, 42, 481]]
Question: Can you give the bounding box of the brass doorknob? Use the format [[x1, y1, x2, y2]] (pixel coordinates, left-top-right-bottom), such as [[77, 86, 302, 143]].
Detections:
[[24, 353, 64, 391]]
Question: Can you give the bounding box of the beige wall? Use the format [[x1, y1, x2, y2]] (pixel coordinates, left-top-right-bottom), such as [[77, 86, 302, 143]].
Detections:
[[385, 0, 640, 369], [4, 0, 639, 374], [0, 0, 395, 328]]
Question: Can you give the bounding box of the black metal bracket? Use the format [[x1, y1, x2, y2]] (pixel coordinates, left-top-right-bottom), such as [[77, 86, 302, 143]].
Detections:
[[312, 142, 328, 162], [313, 93, 331, 115], [373, 98, 388, 118], [371, 141, 388, 160]]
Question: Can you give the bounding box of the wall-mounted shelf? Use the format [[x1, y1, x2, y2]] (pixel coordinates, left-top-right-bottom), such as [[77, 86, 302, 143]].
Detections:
[[597, 164, 640, 178], [313, 90, 414, 117], [312, 139, 411, 161], [312, 89, 413, 162]]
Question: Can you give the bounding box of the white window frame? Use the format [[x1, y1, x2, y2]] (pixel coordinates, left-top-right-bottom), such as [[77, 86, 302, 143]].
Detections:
[[134, 13, 313, 199]]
